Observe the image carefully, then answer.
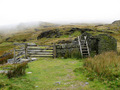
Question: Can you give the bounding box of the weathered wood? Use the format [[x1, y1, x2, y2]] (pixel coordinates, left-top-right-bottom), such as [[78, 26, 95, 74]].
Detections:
[[37, 45, 53, 47], [28, 45, 53, 47], [53, 44, 56, 58], [25, 43, 28, 59], [28, 53, 53, 55], [27, 50, 53, 52], [14, 43, 54, 58], [16, 52, 24, 56], [85, 36, 90, 57], [27, 48, 53, 50], [29, 55, 53, 57], [78, 36, 83, 58]]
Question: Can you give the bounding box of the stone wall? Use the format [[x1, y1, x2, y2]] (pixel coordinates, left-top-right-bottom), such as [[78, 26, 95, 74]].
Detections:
[[56, 33, 117, 58], [96, 34, 117, 54], [56, 43, 81, 58]]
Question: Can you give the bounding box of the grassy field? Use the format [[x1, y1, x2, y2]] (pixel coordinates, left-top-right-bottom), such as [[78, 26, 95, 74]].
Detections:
[[0, 42, 14, 56], [0, 24, 120, 89], [0, 58, 110, 90]]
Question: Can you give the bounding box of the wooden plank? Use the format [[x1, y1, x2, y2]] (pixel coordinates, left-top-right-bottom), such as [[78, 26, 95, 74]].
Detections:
[[28, 52, 53, 55], [27, 46, 53, 48], [25, 43, 28, 59], [28, 45, 53, 47], [53, 44, 56, 58], [16, 53, 24, 58], [27, 50, 53, 52], [28, 53, 53, 55], [27, 48, 53, 50], [78, 36, 83, 58], [30, 55, 53, 57], [28, 51, 53, 53], [38, 45, 53, 46]]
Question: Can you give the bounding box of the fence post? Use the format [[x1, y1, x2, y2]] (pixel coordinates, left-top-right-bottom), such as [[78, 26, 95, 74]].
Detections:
[[53, 43, 56, 58], [14, 48, 16, 63], [25, 43, 28, 59]]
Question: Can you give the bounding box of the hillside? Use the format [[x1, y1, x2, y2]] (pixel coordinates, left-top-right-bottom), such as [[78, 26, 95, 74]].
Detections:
[[0, 21, 120, 89], [0, 21, 120, 55], [112, 20, 120, 25]]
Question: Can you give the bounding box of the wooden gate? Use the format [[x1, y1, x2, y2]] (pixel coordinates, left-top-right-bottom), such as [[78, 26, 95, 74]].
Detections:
[[14, 43, 56, 59], [27, 45, 55, 58], [13, 43, 27, 62]]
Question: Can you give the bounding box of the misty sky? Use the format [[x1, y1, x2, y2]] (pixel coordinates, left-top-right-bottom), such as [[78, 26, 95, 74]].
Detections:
[[0, 0, 120, 26]]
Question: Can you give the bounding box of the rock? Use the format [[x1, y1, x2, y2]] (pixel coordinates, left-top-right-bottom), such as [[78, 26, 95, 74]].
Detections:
[[37, 29, 62, 39], [68, 28, 93, 34], [6, 37, 11, 41], [57, 40, 72, 44], [19, 59, 29, 63], [31, 58, 37, 61], [34, 29, 40, 31], [55, 81, 61, 85], [0, 70, 8, 74], [27, 72, 32, 74], [85, 82, 89, 85], [7, 58, 15, 64]]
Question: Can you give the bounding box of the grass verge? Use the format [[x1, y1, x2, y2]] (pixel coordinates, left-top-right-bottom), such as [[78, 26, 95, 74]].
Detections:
[[0, 58, 109, 90], [76, 51, 120, 89]]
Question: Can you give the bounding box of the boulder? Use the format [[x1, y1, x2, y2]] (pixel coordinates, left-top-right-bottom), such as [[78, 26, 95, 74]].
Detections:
[[37, 29, 62, 39]]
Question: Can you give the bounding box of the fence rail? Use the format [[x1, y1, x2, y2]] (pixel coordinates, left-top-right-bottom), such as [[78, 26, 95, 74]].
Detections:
[[13, 43, 56, 60]]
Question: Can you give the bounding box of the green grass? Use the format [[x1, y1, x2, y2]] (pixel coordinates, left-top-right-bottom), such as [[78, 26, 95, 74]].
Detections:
[[0, 42, 14, 56], [81, 52, 120, 89], [0, 58, 110, 90]]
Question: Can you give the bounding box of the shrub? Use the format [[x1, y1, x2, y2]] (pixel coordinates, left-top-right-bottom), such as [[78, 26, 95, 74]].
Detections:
[[7, 62, 28, 78], [83, 51, 120, 88], [0, 53, 13, 64]]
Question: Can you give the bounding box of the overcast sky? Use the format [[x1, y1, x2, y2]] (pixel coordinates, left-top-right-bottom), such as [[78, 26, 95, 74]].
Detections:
[[0, 0, 120, 26]]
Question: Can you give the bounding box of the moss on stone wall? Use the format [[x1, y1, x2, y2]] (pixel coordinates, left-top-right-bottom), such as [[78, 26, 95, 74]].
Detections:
[[56, 33, 117, 58], [96, 34, 117, 54], [56, 44, 81, 58]]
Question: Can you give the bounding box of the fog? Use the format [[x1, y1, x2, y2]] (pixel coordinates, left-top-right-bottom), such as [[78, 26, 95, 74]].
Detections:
[[0, 0, 120, 32]]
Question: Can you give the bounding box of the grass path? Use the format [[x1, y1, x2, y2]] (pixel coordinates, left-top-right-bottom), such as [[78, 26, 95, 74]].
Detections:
[[26, 58, 88, 90], [0, 58, 108, 90], [25, 58, 108, 90]]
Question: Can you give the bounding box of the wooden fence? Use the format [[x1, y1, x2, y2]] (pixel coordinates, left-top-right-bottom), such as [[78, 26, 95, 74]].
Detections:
[[13, 43, 56, 61]]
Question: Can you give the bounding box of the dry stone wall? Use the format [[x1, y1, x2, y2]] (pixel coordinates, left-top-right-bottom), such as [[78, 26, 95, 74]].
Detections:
[[56, 43, 81, 58], [56, 33, 117, 58]]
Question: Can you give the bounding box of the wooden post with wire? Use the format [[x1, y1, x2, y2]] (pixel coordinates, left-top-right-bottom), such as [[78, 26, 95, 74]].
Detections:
[[25, 43, 28, 59], [53, 43, 56, 58]]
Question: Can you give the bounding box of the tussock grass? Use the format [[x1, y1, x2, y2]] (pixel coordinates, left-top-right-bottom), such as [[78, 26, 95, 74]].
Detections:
[[83, 51, 120, 88], [7, 62, 28, 78]]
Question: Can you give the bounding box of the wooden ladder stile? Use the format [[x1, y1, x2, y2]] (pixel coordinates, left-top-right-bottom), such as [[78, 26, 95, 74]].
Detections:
[[78, 35, 90, 58], [85, 37, 90, 57], [78, 36, 83, 58]]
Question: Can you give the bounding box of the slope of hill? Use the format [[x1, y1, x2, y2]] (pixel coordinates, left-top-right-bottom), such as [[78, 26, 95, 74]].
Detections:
[[112, 20, 120, 25], [0, 21, 120, 55], [0, 21, 120, 89]]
